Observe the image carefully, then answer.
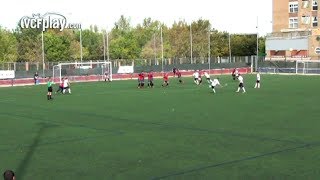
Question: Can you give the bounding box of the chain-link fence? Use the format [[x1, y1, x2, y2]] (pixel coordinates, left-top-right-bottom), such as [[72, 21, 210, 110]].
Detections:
[[257, 57, 320, 74], [0, 56, 256, 79]]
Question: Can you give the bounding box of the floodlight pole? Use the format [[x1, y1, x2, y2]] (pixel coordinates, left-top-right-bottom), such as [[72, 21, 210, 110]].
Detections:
[[229, 33, 232, 63], [103, 31, 106, 61], [256, 16, 259, 72], [80, 28, 83, 63], [190, 23, 193, 64], [161, 26, 164, 73], [41, 30, 45, 77], [107, 31, 110, 62], [154, 33, 157, 64], [208, 26, 211, 75]]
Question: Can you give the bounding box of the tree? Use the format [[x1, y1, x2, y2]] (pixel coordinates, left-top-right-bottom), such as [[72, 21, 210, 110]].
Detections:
[[258, 36, 266, 56], [109, 16, 140, 62], [110, 31, 140, 60], [230, 34, 257, 56], [113, 15, 131, 36], [191, 19, 210, 58], [134, 18, 160, 49], [14, 27, 42, 62], [210, 30, 229, 57], [0, 27, 18, 62], [79, 29, 103, 60], [0, 16, 261, 63], [43, 29, 71, 61], [167, 20, 190, 58]]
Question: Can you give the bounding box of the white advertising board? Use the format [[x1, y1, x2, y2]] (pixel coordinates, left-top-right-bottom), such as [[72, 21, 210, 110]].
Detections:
[[0, 70, 15, 79], [117, 66, 134, 73]]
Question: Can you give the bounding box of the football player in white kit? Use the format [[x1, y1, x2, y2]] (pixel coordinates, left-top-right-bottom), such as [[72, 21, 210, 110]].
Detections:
[[209, 78, 223, 93], [235, 68, 239, 79], [204, 71, 211, 84], [63, 77, 71, 94], [254, 72, 261, 88], [236, 74, 246, 93], [193, 70, 199, 85]]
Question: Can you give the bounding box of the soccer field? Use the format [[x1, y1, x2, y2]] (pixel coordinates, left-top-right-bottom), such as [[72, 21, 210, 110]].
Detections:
[[0, 74, 320, 180]]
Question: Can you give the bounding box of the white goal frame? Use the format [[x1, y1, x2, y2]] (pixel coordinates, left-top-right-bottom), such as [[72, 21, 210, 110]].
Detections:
[[53, 61, 112, 82], [295, 60, 320, 74]]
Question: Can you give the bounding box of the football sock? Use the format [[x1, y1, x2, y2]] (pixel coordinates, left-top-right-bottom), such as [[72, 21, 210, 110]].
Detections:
[[47, 95, 50, 100]]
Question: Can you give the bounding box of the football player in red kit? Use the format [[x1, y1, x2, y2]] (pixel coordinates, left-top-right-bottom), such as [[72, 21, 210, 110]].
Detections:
[[176, 70, 183, 84], [162, 73, 169, 87], [147, 71, 154, 88], [137, 72, 145, 88]]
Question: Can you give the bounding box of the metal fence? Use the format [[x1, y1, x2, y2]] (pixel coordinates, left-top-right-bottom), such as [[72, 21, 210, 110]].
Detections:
[[0, 56, 257, 79], [7, 55, 319, 78], [257, 58, 320, 74]]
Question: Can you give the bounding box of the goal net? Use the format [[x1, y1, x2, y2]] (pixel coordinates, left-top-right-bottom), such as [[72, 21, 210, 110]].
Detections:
[[53, 61, 112, 83], [295, 60, 320, 74]]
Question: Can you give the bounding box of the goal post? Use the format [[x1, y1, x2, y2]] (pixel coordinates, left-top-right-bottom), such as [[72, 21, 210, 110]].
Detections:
[[53, 61, 112, 83], [295, 60, 320, 75], [52, 65, 61, 83]]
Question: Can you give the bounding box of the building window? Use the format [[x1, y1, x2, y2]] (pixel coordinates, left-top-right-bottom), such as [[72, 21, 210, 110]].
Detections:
[[289, 17, 298, 28], [289, 2, 299, 13], [303, 0, 310, 8], [313, 16, 318, 26], [313, 0, 318, 10], [302, 15, 311, 24]]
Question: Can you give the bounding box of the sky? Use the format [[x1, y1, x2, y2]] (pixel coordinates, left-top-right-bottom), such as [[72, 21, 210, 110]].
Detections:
[[0, 0, 272, 35]]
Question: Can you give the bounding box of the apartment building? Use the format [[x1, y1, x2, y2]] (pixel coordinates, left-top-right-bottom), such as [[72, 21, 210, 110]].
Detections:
[[266, 0, 320, 60]]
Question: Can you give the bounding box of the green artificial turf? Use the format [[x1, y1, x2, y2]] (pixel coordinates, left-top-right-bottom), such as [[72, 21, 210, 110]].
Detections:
[[0, 74, 320, 180]]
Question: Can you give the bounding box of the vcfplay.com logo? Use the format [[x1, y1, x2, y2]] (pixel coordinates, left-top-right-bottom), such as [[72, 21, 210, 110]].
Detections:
[[19, 12, 81, 31]]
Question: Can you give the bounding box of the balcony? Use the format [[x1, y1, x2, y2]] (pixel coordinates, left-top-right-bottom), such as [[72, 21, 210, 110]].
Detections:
[[265, 56, 312, 61], [267, 31, 311, 40]]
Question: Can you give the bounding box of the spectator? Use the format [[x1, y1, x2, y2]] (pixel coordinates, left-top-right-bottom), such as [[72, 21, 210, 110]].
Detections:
[[172, 67, 177, 77], [3, 170, 15, 180], [34, 72, 39, 85]]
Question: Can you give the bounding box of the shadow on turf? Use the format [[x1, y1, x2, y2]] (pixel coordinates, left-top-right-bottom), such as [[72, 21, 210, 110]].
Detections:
[[16, 123, 53, 179], [12, 122, 115, 179], [151, 142, 320, 180]]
